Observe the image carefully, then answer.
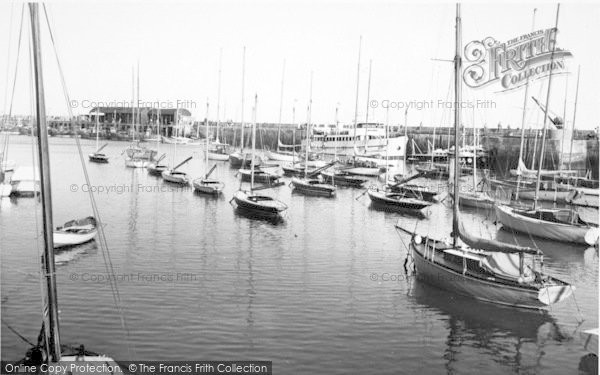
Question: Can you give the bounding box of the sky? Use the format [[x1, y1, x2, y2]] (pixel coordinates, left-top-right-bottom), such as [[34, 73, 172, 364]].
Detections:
[[1, 1, 599, 130]]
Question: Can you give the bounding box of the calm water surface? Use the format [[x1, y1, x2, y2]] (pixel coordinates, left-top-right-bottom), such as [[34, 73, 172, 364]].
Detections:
[[1, 136, 598, 374]]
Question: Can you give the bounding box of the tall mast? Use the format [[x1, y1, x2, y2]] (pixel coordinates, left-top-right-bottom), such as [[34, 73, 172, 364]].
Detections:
[[334, 104, 339, 164], [568, 66, 580, 170], [352, 36, 362, 151], [156, 108, 161, 151], [559, 74, 568, 170], [515, 8, 537, 199], [277, 59, 285, 153], [240, 46, 246, 152], [534, 4, 560, 211], [95, 108, 99, 150], [131, 66, 135, 141], [216, 48, 222, 144], [365, 59, 372, 124], [292, 99, 296, 162], [136, 60, 140, 136], [385, 105, 390, 184], [250, 94, 257, 190], [452, 3, 462, 247], [472, 106, 476, 191], [205, 100, 209, 176], [364, 59, 372, 150], [29, 3, 61, 362], [305, 72, 313, 178]]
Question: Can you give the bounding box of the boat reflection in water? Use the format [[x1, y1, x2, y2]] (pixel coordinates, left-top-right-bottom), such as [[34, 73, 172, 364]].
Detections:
[[407, 281, 574, 374]]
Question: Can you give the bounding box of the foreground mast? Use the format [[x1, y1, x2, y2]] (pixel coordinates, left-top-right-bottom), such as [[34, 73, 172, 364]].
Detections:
[[29, 2, 61, 361]]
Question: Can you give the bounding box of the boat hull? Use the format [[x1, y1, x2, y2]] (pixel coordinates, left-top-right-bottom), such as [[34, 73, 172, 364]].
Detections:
[[266, 150, 297, 162], [390, 184, 439, 201], [208, 152, 230, 161], [342, 167, 381, 177], [411, 242, 572, 309], [53, 216, 98, 249], [124, 158, 148, 168], [54, 230, 97, 249], [457, 192, 494, 209], [367, 190, 431, 211], [517, 189, 572, 202], [232, 190, 287, 214], [88, 153, 109, 163], [495, 204, 593, 244], [161, 171, 190, 185], [238, 169, 281, 184], [229, 152, 256, 168], [321, 172, 366, 188], [147, 164, 168, 176], [290, 177, 336, 197], [193, 179, 224, 195]]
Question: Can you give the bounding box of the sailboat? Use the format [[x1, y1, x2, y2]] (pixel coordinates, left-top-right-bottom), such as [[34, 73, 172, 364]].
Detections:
[[398, 4, 575, 309], [88, 109, 108, 163], [266, 60, 300, 162], [367, 103, 432, 213], [147, 109, 168, 176], [14, 4, 121, 369], [455, 109, 493, 209], [193, 101, 225, 195], [162, 156, 192, 185], [207, 49, 231, 161], [495, 4, 599, 246], [231, 95, 288, 216], [229, 47, 257, 169], [290, 73, 336, 197], [320, 106, 367, 188], [53, 217, 98, 249], [124, 65, 156, 168]]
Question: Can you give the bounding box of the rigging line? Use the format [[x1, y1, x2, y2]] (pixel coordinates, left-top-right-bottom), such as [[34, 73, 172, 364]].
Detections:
[[41, 4, 133, 357], [7, 5, 25, 120], [2, 1, 16, 121], [1, 319, 36, 346]]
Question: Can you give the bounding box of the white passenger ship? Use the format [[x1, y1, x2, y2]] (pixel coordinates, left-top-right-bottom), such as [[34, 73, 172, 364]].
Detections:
[[310, 122, 408, 158]]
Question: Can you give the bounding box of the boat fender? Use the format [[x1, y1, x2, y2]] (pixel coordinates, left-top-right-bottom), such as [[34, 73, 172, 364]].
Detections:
[[414, 235, 422, 244]]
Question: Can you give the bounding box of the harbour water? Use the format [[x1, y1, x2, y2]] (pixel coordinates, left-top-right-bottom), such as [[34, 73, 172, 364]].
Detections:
[[1, 136, 598, 374]]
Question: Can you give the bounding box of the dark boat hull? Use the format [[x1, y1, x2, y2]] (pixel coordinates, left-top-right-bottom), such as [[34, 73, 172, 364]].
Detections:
[[290, 178, 336, 197], [321, 172, 366, 188], [232, 191, 287, 215], [88, 153, 109, 163], [410, 239, 573, 309], [367, 190, 431, 210]]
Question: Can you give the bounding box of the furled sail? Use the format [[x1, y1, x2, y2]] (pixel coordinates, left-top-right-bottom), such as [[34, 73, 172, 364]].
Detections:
[[457, 214, 539, 254]]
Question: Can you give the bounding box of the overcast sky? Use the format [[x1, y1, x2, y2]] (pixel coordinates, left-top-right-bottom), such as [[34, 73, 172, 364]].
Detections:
[[1, 1, 599, 130]]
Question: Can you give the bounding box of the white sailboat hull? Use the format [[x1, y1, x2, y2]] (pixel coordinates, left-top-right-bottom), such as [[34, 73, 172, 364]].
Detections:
[[53, 230, 97, 248], [517, 189, 572, 202], [208, 152, 230, 161], [124, 158, 148, 168], [458, 192, 494, 210], [495, 204, 594, 244], [266, 150, 297, 162]]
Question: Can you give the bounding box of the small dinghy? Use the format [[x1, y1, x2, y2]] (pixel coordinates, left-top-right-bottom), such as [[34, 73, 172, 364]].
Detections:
[[53, 216, 98, 249]]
